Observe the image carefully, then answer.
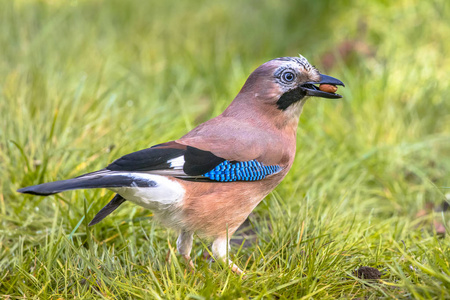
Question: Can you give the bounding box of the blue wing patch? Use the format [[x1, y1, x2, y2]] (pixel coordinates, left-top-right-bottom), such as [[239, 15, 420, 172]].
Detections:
[[202, 160, 282, 182]]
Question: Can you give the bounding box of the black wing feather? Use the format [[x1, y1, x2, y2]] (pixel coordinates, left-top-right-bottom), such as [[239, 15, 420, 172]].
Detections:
[[183, 146, 225, 176], [107, 144, 186, 172], [105, 142, 226, 176]]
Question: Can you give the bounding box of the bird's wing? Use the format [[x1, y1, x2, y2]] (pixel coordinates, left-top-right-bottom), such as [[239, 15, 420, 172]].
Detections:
[[101, 141, 282, 182]]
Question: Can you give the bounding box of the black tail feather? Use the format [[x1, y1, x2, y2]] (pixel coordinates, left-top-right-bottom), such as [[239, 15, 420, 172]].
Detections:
[[17, 178, 95, 195], [89, 194, 126, 226], [17, 172, 156, 196]]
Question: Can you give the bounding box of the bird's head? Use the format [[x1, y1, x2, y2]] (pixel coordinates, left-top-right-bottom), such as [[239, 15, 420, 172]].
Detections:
[[228, 56, 344, 127]]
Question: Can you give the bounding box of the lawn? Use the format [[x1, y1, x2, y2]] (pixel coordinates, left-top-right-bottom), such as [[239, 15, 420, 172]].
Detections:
[[1, 0, 449, 298]]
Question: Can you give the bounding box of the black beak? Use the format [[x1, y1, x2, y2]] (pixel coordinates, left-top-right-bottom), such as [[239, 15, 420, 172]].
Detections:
[[301, 74, 345, 99]]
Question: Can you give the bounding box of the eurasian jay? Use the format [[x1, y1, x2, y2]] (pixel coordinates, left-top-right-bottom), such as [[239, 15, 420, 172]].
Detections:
[[18, 56, 344, 274]]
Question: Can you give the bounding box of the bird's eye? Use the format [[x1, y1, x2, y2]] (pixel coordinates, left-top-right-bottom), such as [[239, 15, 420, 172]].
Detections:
[[282, 71, 295, 82]]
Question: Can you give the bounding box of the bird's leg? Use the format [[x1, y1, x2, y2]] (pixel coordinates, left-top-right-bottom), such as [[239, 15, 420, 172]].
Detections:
[[212, 237, 243, 275], [177, 230, 194, 269]]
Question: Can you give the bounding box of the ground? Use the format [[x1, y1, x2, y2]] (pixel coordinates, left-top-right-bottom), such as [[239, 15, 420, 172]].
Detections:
[[0, 0, 449, 299]]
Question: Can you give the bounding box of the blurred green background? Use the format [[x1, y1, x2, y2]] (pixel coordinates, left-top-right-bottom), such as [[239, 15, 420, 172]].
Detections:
[[1, 0, 449, 298]]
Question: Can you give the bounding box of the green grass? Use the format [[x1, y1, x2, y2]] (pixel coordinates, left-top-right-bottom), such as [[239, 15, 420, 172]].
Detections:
[[1, 0, 449, 298]]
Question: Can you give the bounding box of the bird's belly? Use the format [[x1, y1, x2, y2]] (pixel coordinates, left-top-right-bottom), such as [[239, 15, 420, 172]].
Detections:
[[178, 177, 285, 238]]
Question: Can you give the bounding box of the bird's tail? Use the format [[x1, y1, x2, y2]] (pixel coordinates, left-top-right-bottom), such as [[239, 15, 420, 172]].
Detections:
[[17, 171, 156, 196]]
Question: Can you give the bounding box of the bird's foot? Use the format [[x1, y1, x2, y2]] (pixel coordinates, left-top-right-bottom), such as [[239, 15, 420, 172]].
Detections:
[[182, 254, 195, 271], [231, 263, 243, 275]]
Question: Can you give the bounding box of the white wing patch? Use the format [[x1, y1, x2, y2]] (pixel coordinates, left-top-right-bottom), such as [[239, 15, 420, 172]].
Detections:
[[168, 156, 185, 169]]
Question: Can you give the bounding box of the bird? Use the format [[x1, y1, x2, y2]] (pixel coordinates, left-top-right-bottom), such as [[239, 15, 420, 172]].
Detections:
[[17, 55, 344, 274]]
